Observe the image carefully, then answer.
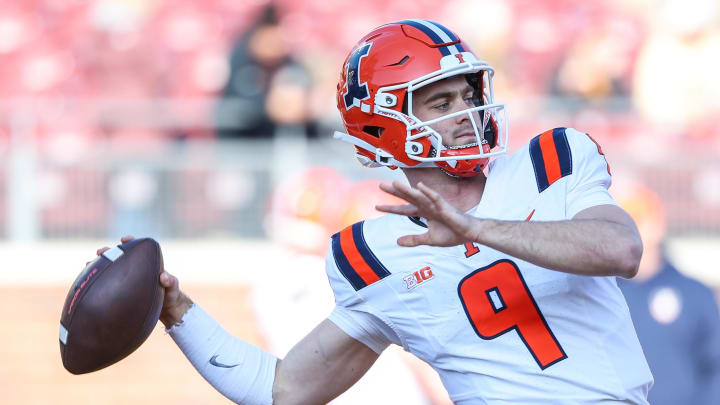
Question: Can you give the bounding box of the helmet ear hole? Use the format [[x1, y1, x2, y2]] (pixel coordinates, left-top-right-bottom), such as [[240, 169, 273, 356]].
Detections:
[[362, 126, 383, 138], [484, 116, 498, 148], [465, 73, 483, 107]]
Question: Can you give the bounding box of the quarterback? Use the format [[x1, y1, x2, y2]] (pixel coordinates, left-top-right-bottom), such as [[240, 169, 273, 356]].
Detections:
[[105, 19, 652, 404]]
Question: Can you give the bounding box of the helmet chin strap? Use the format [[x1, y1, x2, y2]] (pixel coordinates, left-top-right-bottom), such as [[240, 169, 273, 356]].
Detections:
[[446, 142, 478, 150], [435, 142, 491, 178], [439, 167, 465, 178]]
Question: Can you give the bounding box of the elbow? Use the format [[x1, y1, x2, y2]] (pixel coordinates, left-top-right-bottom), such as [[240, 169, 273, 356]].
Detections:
[[272, 360, 291, 405], [272, 360, 315, 405], [616, 235, 643, 279], [273, 385, 297, 405]]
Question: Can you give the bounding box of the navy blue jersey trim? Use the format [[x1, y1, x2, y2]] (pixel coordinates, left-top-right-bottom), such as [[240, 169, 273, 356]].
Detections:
[[352, 222, 391, 279], [529, 136, 549, 193], [331, 232, 367, 290], [552, 127, 572, 177], [529, 128, 573, 193]]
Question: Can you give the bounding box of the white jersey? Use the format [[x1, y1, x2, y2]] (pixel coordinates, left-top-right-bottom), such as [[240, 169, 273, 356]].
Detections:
[[325, 128, 653, 404], [251, 252, 434, 405]]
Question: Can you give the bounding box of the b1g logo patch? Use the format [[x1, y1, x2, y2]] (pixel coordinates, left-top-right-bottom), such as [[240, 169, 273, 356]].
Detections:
[[403, 266, 434, 290], [343, 42, 372, 110]]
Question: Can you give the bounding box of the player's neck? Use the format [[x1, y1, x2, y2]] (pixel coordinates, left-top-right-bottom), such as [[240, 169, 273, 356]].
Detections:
[[402, 168, 486, 213]]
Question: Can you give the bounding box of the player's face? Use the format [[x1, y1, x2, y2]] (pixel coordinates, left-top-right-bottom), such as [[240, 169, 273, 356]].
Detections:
[[412, 75, 481, 148]]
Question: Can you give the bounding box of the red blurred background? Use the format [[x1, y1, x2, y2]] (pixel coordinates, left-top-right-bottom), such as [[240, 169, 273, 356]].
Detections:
[[1, 1, 718, 403]]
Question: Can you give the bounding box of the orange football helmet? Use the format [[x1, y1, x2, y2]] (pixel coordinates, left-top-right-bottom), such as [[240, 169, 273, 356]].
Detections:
[[335, 19, 508, 177]]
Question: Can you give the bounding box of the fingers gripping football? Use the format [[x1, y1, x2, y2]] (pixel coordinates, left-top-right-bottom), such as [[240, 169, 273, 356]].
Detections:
[[93, 236, 192, 329], [91, 236, 135, 262], [158, 271, 194, 329], [62, 237, 165, 374]]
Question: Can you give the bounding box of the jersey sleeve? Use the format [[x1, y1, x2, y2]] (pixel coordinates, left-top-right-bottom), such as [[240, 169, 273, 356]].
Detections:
[[564, 127, 616, 218], [324, 245, 398, 354]]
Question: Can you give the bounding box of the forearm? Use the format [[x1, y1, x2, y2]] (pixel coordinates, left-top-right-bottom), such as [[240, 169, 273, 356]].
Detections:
[[273, 319, 378, 404], [167, 304, 277, 405], [471, 218, 641, 278], [168, 305, 375, 405]]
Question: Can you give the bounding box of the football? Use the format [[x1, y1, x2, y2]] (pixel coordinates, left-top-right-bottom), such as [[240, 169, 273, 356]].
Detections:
[[59, 238, 165, 374]]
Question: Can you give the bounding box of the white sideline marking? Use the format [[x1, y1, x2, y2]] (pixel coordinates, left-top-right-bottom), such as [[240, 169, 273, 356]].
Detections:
[[2, 239, 712, 286], [0, 240, 275, 285]]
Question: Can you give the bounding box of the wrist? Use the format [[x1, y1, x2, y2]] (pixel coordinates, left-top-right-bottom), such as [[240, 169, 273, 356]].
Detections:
[[160, 294, 194, 329], [469, 217, 489, 243]]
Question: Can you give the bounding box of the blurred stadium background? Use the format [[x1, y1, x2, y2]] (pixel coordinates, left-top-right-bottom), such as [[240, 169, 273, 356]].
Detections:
[[1, 0, 719, 403]]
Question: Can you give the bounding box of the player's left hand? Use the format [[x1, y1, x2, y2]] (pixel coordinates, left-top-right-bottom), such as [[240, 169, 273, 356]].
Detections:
[[376, 181, 480, 247], [96, 235, 193, 329]]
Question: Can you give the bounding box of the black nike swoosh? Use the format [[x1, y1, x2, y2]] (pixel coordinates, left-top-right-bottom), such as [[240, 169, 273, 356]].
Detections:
[[209, 354, 241, 368]]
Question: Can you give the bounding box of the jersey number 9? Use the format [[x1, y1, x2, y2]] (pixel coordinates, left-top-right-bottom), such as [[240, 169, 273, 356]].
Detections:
[[458, 259, 567, 369]]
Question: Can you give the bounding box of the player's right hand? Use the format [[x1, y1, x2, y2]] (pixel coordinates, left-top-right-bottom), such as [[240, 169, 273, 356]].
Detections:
[[96, 235, 194, 329], [376, 181, 481, 247]]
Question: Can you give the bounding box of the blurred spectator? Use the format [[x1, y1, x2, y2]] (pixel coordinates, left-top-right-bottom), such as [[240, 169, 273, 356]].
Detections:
[[550, 13, 641, 109], [632, 0, 720, 137], [616, 184, 720, 405], [214, 4, 317, 139]]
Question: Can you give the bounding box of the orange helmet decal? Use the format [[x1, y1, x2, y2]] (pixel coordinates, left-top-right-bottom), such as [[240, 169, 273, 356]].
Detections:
[[342, 42, 373, 111]]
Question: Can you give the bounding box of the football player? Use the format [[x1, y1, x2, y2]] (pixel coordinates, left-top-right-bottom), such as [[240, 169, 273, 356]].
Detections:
[[253, 167, 440, 404], [107, 19, 653, 404]]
